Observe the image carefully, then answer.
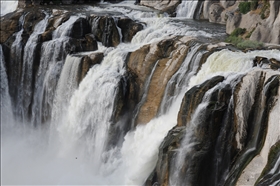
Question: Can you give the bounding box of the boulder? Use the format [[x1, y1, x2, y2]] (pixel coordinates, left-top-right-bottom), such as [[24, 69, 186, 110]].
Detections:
[[117, 17, 143, 43], [69, 17, 91, 39], [140, 0, 180, 16], [23, 9, 45, 35], [0, 11, 24, 43], [208, 3, 225, 23], [77, 52, 103, 83], [89, 15, 120, 47]]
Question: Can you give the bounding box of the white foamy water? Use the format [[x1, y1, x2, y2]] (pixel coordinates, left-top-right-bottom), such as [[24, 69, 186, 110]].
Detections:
[[0, 0, 18, 16], [188, 49, 280, 88], [176, 0, 199, 18]]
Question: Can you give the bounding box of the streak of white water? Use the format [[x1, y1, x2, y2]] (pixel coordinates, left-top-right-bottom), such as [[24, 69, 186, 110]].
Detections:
[[0, 45, 14, 127], [51, 55, 82, 130], [31, 16, 81, 126], [19, 14, 49, 122], [0, 0, 18, 16], [176, 0, 199, 18], [52, 16, 79, 39]]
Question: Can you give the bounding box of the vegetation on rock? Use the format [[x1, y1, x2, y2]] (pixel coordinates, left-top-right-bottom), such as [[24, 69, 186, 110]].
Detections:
[[226, 28, 263, 50], [239, 2, 252, 14]]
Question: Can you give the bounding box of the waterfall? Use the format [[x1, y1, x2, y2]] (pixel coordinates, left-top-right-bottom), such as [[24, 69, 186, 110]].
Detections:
[[31, 16, 79, 126], [176, 0, 199, 18], [57, 46, 127, 173], [51, 54, 83, 129], [0, 45, 14, 127], [1, 2, 280, 186], [18, 14, 49, 123]]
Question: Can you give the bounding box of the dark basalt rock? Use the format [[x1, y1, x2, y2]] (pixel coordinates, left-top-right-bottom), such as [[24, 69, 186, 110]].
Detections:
[[70, 17, 91, 39], [146, 126, 186, 186], [177, 76, 225, 127], [147, 71, 280, 186], [253, 56, 280, 70], [89, 15, 120, 47], [117, 17, 143, 43], [23, 10, 46, 35], [256, 141, 280, 186]]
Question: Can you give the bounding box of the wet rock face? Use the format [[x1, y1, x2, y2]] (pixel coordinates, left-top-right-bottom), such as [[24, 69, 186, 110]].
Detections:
[[0, 12, 24, 44], [89, 15, 120, 47], [77, 52, 104, 83], [70, 17, 91, 39], [127, 37, 196, 124], [147, 70, 280, 186], [0, 10, 46, 44], [253, 56, 280, 70], [89, 15, 143, 47], [117, 17, 143, 43], [256, 140, 280, 186]]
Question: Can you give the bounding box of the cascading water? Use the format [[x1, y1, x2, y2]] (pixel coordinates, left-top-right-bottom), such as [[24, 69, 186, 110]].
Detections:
[[0, 45, 14, 127], [18, 14, 49, 123], [176, 0, 199, 18], [31, 16, 79, 126], [1, 2, 280, 186]]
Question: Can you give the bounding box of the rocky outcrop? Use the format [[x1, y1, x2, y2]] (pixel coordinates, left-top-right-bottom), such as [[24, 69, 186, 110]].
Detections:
[[147, 70, 280, 186], [117, 17, 144, 43], [0, 10, 46, 44], [250, 1, 280, 44], [89, 15, 143, 47], [77, 52, 104, 83], [126, 36, 195, 124], [140, 0, 180, 16], [89, 15, 120, 47]]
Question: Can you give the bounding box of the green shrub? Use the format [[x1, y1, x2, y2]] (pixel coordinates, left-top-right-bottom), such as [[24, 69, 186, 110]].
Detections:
[[225, 35, 263, 50], [225, 36, 243, 46], [230, 28, 246, 37], [236, 40, 263, 50], [239, 2, 252, 14]]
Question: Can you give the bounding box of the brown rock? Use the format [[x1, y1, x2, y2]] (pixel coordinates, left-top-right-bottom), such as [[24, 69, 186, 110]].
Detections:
[[127, 37, 194, 124], [23, 10, 45, 35], [0, 11, 24, 43], [140, 0, 180, 16], [78, 52, 104, 83], [79, 34, 98, 51], [117, 17, 143, 43]]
